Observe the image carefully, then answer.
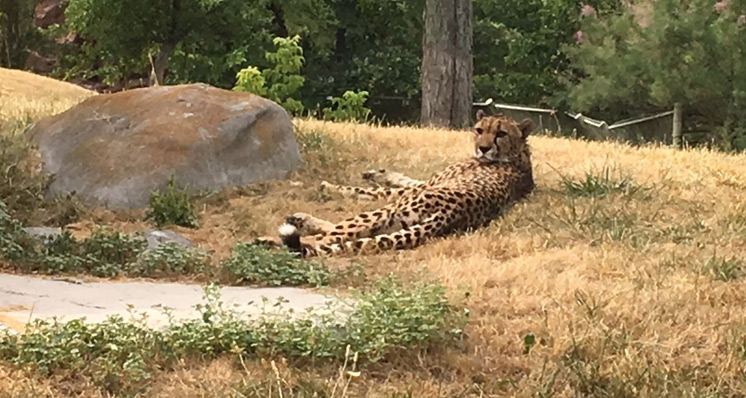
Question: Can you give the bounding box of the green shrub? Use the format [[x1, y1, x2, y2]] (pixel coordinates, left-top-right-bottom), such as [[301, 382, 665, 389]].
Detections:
[[220, 242, 331, 287], [0, 316, 166, 396], [344, 275, 468, 362], [0, 276, 467, 395], [567, 0, 746, 150], [145, 176, 199, 229], [233, 66, 266, 95], [0, 199, 36, 262], [80, 228, 148, 277], [36, 231, 81, 273], [323, 90, 372, 122], [12, 227, 148, 277], [3, 202, 336, 286], [0, 121, 81, 226], [234, 35, 305, 114], [129, 242, 211, 277], [0, 213, 150, 277]]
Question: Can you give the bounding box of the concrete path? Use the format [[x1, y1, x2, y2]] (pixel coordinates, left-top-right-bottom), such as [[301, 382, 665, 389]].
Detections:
[[0, 273, 341, 333]]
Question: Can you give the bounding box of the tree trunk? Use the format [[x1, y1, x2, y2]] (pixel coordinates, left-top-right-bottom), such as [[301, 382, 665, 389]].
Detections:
[[420, 0, 473, 129], [268, 2, 289, 38], [149, 43, 175, 87], [451, 0, 473, 128], [0, 0, 34, 68]]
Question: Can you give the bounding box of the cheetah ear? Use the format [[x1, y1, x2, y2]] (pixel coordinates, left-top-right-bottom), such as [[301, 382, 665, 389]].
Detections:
[[518, 119, 533, 139], [476, 109, 485, 121]]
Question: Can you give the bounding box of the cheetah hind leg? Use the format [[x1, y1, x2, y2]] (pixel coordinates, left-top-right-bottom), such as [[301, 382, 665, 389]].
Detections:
[[318, 168, 422, 201], [281, 214, 444, 257], [319, 181, 414, 202], [289, 203, 416, 247], [252, 231, 300, 255], [361, 168, 424, 188]]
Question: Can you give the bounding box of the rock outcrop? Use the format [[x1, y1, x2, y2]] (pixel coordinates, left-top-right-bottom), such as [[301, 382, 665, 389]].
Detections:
[[34, 0, 65, 28], [29, 84, 301, 209]]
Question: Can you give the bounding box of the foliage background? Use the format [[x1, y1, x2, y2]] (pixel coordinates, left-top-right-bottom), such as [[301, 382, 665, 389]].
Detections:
[[565, 0, 746, 150], [5, 0, 746, 148], [0, 0, 609, 122]]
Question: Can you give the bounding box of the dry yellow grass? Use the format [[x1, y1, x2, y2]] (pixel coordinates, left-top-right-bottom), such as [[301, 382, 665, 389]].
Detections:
[[4, 73, 746, 396], [0, 67, 94, 121]]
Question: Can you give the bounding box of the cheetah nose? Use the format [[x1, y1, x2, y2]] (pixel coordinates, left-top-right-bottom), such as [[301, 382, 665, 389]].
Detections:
[[478, 145, 491, 154]]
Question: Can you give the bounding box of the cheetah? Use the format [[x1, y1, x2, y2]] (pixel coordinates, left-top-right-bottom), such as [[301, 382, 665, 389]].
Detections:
[[263, 111, 535, 257]]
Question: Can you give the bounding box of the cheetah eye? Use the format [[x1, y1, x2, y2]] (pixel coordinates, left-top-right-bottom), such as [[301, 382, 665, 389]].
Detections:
[[475, 127, 484, 135], [495, 130, 507, 138]]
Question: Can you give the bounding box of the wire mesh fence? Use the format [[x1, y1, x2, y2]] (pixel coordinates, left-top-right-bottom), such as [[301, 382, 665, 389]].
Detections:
[[473, 98, 679, 146]]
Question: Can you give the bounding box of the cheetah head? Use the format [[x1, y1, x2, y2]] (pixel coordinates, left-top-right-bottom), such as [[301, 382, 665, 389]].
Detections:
[[472, 110, 533, 163]]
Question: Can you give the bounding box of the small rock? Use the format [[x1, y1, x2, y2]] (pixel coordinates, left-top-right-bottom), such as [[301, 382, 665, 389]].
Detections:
[[24, 227, 62, 241], [34, 0, 65, 28], [144, 229, 193, 250]]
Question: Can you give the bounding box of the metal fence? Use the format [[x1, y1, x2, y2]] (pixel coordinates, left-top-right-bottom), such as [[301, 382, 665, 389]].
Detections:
[[473, 98, 677, 146]]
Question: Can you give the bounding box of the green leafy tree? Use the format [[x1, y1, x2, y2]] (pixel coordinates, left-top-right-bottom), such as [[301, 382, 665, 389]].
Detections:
[[57, 0, 335, 88], [166, 1, 335, 88], [233, 66, 266, 95], [234, 35, 305, 114], [0, 0, 36, 67], [473, 0, 620, 106], [265, 0, 337, 54], [323, 90, 371, 122], [300, 0, 424, 122], [22, 0, 636, 124], [567, 0, 746, 150], [62, 0, 272, 86]]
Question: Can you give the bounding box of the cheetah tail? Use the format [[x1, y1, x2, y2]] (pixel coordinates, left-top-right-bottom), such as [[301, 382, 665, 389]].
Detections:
[[278, 223, 319, 258], [278, 223, 303, 253]]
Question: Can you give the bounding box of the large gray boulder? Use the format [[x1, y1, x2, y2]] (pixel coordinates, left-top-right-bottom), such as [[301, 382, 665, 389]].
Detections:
[[28, 84, 301, 209]]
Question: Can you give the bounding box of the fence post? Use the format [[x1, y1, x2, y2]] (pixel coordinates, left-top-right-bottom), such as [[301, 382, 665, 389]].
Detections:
[[672, 103, 683, 148]]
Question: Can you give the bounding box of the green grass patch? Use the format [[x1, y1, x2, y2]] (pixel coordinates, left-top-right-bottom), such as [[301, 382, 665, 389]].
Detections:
[[530, 199, 648, 247], [219, 241, 331, 287], [2, 199, 332, 286], [561, 166, 644, 198], [0, 276, 467, 396], [129, 241, 211, 277], [701, 254, 744, 281]]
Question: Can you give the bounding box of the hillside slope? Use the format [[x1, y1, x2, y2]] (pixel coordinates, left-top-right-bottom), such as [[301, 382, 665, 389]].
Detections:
[[0, 67, 94, 121], [4, 70, 746, 396]]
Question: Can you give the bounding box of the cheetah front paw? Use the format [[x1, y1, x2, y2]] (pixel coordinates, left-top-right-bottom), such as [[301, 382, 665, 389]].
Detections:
[[285, 212, 331, 236], [361, 169, 388, 186], [319, 180, 333, 191], [253, 236, 283, 249]]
